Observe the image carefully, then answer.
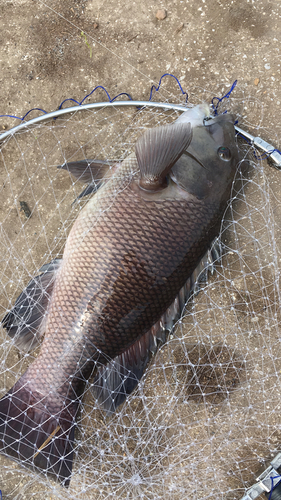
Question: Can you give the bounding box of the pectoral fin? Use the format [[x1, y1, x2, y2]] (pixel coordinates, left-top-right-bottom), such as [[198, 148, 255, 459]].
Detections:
[[1, 259, 62, 352], [58, 159, 118, 200]]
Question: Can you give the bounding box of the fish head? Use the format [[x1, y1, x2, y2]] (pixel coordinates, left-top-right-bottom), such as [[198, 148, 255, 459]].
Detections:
[[170, 112, 240, 202]]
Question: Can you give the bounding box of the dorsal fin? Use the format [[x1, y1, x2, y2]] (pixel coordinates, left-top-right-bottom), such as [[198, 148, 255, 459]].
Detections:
[[135, 122, 192, 191]]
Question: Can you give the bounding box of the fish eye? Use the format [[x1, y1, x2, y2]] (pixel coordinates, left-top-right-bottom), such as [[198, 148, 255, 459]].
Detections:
[[217, 147, 231, 161]]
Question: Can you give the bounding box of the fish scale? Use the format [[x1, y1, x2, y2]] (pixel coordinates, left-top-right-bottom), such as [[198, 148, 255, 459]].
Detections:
[[20, 167, 220, 403]]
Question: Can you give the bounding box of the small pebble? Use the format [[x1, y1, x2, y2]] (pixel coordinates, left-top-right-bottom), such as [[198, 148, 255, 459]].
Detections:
[[93, 22, 99, 29], [156, 9, 167, 20], [264, 63, 270, 70], [251, 316, 259, 323], [175, 22, 184, 33], [19, 201, 32, 220], [254, 78, 260, 86]]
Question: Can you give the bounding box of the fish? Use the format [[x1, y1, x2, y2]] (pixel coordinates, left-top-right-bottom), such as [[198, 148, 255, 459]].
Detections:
[[0, 104, 240, 486]]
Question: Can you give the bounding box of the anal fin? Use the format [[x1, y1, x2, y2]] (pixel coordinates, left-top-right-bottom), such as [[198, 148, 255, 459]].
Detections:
[[92, 330, 153, 414]]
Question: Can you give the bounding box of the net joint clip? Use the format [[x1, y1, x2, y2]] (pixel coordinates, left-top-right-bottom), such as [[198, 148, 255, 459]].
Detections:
[[240, 452, 281, 500]]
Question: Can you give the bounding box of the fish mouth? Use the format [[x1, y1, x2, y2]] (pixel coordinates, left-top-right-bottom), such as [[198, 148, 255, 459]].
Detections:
[[189, 102, 210, 122], [203, 113, 235, 126], [176, 103, 210, 127]]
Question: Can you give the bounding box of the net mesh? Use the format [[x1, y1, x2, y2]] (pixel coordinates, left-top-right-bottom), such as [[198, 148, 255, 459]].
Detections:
[[0, 83, 281, 499]]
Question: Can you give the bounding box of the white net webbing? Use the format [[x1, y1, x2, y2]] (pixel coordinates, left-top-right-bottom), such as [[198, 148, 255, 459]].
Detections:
[[0, 85, 281, 499]]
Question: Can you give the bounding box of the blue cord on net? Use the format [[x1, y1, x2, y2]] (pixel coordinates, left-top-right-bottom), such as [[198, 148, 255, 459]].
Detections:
[[0, 86, 134, 121], [0, 72, 219, 122], [212, 80, 238, 115], [0, 108, 48, 121], [258, 149, 281, 160], [0, 73, 238, 122], [148, 73, 188, 102], [268, 475, 281, 500], [58, 87, 134, 110], [0, 74, 279, 164]]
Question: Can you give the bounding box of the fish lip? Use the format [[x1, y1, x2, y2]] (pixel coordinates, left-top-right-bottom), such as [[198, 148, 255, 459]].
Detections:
[[176, 103, 210, 126], [198, 102, 211, 118]]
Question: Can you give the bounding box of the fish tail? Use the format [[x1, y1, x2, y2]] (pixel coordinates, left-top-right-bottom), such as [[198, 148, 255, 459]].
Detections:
[[0, 379, 78, 486]]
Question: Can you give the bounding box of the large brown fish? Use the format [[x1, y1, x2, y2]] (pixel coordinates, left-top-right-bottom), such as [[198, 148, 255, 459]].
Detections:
[[0, 105, 240, 486]]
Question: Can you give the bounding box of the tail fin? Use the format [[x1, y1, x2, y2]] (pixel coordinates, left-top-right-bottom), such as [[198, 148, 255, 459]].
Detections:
[[0, 380, 78, 486]]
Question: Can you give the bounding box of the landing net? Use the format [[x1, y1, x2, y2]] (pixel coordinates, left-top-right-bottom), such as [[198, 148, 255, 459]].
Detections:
[[0, 81, 281, 499]]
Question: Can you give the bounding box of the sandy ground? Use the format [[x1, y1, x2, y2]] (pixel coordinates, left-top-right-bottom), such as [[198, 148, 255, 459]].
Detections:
[[0, 1, 281, 499], [0, 0, 280, 136]]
